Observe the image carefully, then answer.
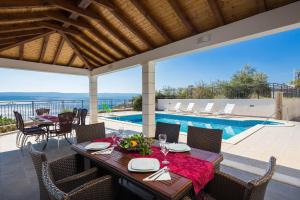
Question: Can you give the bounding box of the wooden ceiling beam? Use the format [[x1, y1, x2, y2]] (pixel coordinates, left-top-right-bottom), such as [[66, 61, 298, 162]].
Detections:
[[0, 24, 42, 34], [47, 0, 101, 21], [0, 31, 54, 52], [0, 0, 55, 9], [65, 0, 139, 55], [109, 1, 155, 49], [167, 0, 197, 34], [39, 35, 49, 62], [56, 0, 119, 64], [76, 46, 105, 67], [36, 21, 81, 35], [89, 0, 114, 11], [68, 52, 77, 66], [0, 14, 51, 24], [130, 0, 172, 43], [19, 44, 24, 60], [66, 0, 129, 57], [45, 11, 92, 29], [53, 37, 65, 64], [68, 36, 110, 64], [256, 0, 267, 13], [61, 33, 92, 70], [0, 29, 48, 40], [207, 0, 225, 26]]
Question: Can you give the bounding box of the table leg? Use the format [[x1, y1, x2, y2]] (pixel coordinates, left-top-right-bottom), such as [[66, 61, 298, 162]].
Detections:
[[42, 132, 49, 151]]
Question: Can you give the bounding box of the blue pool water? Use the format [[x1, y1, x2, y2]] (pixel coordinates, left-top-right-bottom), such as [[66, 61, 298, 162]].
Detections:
[[108, 113, 280, 140]]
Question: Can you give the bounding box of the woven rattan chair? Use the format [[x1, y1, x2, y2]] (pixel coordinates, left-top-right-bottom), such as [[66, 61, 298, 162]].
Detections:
[[80, 108, 88, 125], [36, 108, 50, 116], [28, 142, 100, 200], [187, 126, 222, 153], [75, 122, 106, 144], [155, 122, 180, 143], [49, 112, 74, 146], [42, 161, 113, 200], [14, 111, 46, 148], [204, 157, 276, 200]]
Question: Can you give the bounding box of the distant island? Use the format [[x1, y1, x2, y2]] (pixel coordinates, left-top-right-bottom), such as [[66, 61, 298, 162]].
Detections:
[[0, 92, 140, 101]]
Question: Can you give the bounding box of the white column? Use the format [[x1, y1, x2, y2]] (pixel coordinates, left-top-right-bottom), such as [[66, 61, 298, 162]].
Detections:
[[142, 61, 156, 137], [89, 75, 98, 124]]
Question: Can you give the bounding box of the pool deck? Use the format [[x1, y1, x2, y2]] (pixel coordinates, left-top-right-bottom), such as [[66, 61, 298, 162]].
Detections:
[[99, 111, 300, 187]]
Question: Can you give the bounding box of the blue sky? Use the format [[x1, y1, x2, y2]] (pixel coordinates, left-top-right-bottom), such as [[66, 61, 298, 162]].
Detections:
[[0, 28, 299, 93]]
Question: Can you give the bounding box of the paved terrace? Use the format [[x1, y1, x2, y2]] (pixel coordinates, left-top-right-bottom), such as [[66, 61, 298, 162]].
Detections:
[[1, 131, 300, 200]]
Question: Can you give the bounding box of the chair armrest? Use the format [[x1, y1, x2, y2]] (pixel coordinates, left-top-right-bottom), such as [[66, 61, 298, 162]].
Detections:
[[56, 167, 98, 193], [69, 175, 113, 200], [204, 171, 249, 200], [49, 154, 84, 181]]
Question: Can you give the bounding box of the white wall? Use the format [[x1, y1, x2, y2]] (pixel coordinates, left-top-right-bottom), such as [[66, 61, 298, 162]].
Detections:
[[157, 99, 276, 118], [282, 98, 300, 120]]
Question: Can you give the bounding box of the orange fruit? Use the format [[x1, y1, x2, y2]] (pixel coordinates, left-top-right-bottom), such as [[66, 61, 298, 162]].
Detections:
[[130, 140, 138, 147]]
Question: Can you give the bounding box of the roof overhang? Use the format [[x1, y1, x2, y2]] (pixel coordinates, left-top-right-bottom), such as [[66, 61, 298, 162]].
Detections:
[[91, 1, 300, 76], [0, 57, 89, 76]]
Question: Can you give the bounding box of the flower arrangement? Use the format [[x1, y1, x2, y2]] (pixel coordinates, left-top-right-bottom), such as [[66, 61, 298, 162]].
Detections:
[[118, 133, 154, 156]]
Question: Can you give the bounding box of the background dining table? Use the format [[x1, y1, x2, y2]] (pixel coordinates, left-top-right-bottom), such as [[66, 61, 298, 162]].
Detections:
[[30, 115, 59, 150], [72, 140, 223, 200]]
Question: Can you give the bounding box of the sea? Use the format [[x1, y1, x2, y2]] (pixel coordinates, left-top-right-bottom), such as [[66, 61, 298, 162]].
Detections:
[[0, 92, 140, 120]]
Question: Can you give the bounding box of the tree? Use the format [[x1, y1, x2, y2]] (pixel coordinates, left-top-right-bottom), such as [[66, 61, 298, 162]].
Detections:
[[218, 65, 269, 98], [132, 95, 142, 111], [291, 79, 300, 88]]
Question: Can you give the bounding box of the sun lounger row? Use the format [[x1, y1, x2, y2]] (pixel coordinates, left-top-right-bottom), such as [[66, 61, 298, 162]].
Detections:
[[167, 102, 235, 116]]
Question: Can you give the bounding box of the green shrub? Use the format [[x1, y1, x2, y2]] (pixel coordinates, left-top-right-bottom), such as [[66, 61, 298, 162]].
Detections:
[[0, 116, 15, 126], [133, 95, 142, 111]]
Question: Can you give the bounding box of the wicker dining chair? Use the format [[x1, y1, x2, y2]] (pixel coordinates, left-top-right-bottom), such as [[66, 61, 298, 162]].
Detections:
[[80, 108, 88, 125], [28, 142, 100, 200], [75, 122, 106, 144], [36, 108, 50, 116], [155, 122, 180, 143], [204, 156, 276, 200], [42, 161, 114, 200], [187, 126, 223, 153], [14, 111, 46, 149], [49, 112, 74, 146]]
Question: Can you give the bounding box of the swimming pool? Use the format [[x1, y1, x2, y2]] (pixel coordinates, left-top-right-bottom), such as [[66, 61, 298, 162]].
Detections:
[[108, 113, 280, 140]]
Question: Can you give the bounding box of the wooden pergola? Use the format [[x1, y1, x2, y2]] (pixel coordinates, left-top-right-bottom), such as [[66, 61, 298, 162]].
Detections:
[[0, 0, 299, 136]]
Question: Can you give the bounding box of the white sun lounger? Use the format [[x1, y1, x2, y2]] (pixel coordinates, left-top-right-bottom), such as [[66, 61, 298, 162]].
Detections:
[[181, 102, 195, 113], [168, 102, 181, 112], [196, 103, 214, 115], [215, 103, 235, 115]]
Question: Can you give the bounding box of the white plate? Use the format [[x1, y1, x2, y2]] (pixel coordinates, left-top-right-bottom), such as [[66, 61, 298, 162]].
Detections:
[[84, 142, 111, 150], [128, 158, 160, 172], [167, 143, 191, 152]]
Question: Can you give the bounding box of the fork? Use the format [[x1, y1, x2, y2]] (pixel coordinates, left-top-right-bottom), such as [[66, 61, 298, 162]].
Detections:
[[153, 168, 169, 181]]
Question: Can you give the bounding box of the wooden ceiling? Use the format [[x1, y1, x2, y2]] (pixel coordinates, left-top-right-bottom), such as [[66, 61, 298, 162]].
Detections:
[[0, 0, 297, 70]]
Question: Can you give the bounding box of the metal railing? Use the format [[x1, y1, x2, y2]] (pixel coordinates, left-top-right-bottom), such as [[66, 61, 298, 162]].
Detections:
[[0, 98, 134, 121], [157, 83, 300, 99], [0, 100, 84, 121]]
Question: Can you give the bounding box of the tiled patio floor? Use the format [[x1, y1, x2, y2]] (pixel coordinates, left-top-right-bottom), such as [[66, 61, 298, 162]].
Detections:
[[0, 132, 300, 200]]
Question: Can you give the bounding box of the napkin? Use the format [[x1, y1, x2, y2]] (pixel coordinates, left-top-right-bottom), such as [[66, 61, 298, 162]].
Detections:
[[91, 147, 114, 155], [143, 167, 171, 181]]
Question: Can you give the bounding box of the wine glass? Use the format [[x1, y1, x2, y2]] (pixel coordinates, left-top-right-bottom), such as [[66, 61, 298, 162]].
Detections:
[[118, 126, 124, 138], [158, 134, 167, 148], [161, 144, 169, 165], [111, 133, 117, 147]]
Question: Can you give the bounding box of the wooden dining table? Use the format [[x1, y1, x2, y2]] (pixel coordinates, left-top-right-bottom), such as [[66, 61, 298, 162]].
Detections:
[[72, 141, 223, 200]]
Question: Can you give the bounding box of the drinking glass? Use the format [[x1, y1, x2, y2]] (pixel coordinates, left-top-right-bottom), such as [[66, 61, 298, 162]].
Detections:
[[111, 134, 117, 147], [118, 126, 124, 138], [161, 144, 169, 165], [158, 134, 167, 148]]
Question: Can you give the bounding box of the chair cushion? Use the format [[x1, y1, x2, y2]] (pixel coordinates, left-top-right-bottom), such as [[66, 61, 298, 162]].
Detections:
[[23, 127, 46, 135]]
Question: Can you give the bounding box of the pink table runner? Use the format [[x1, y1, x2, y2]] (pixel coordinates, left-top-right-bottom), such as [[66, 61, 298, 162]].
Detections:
[[93, 137, 214, 193]]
